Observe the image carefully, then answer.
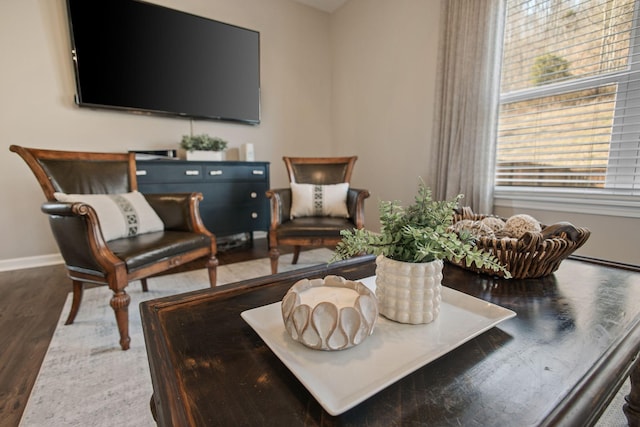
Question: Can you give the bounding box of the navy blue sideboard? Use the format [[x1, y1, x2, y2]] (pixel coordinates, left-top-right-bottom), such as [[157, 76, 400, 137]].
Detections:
[[136, 160, 270, 239]]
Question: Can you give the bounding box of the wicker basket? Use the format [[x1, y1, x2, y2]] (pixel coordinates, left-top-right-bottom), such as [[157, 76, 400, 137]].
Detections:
[[451, 207, 591, 279]]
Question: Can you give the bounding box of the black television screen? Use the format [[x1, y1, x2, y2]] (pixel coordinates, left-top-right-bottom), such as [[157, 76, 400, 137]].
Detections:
[[66, 0, 260, 124]]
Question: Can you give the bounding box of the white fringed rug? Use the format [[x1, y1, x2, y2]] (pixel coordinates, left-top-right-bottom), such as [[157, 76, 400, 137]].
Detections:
[[19, 249, 334, 427]]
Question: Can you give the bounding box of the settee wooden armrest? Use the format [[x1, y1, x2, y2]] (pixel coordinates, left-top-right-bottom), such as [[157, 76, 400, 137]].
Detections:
[[347, 188, 370, 229], [265, 188, 291, 228], [143, 192, 213, 237], [41, 201, 121, 275]]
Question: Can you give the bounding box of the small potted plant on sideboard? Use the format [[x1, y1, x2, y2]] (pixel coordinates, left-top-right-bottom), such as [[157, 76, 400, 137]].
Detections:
[[179, 134, 228, 161]]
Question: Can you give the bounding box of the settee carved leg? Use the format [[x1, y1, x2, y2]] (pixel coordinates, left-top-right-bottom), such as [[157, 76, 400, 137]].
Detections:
[[292, 246, 301, 265], [65, 280, 84, 325], [624, 355, 640, 427], [140, 278, 149, 292], [269, 248, 280, 274], [207, 255, 219, 287], [110, 290, 131, 351]]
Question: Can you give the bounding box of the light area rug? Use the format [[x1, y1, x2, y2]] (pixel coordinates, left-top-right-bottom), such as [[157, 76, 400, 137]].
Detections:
[[19, 248, 334, 427], [595, 378, 632, 427]]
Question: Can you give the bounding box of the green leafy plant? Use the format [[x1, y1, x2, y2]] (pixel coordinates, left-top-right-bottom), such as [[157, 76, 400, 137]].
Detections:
[[180, 134, 228, 152], [332, 181, 511, 278], [531, 53, 571, 86]]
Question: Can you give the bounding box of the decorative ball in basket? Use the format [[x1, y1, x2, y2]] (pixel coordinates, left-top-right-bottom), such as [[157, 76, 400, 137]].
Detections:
[[450, 207, 590, 279]]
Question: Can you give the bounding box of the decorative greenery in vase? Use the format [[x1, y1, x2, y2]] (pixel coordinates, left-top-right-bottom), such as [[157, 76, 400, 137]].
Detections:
[[332, 180, 511, 278], [180, 134, 228, 152]]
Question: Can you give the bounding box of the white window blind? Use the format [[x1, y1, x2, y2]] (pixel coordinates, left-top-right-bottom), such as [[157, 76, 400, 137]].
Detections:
[[496, 0, 640, 197]]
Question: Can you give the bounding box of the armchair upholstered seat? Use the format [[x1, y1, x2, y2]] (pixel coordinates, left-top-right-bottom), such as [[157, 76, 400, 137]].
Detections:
[[10, 145, 218, 350], [266, 156, 369, 274]]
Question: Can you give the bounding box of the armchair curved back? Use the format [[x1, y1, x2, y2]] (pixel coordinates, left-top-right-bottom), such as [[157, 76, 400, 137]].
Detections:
[[9, 145, 136, 200], [283, 156, 357, 185]]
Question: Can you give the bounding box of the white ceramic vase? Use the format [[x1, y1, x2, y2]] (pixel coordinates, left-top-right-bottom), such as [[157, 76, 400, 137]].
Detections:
[[375, 255, 443, 324]]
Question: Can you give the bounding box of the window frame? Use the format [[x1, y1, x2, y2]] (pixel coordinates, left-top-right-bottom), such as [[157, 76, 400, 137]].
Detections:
[[494, 0, 640, 218]]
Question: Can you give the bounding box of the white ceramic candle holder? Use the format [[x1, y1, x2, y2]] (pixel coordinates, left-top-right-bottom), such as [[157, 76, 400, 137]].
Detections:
[[281, 275, 378, 351]]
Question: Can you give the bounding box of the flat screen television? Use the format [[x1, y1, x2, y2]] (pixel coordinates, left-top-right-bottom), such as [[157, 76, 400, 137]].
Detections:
[[66, 0, 260, 125]]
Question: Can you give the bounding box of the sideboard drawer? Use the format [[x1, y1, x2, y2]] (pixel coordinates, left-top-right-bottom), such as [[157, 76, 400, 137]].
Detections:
[[204, 165, 267, 181], [207, 206, 269, 235], [208, 182, 268, 206], [136, 163, 203, 183]]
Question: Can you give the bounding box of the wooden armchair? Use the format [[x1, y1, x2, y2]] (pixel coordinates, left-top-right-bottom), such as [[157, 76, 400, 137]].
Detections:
[[10, 145, 218, 350], [266, 156, 369, 274]]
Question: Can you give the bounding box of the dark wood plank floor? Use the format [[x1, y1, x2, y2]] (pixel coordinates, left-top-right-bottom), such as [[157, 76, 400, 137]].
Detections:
[[0, 238, 288, 427]]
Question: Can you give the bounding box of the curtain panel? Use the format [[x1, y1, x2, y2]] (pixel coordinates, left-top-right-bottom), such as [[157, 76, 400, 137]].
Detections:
[[429, 0, 505, 214]]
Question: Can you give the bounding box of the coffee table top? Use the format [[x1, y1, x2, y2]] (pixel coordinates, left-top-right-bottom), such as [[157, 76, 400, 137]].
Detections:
[[140, 255, 640, 426]]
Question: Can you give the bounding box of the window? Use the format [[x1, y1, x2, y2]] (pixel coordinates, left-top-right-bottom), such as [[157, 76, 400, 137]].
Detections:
[[495, 0, 640, 215]]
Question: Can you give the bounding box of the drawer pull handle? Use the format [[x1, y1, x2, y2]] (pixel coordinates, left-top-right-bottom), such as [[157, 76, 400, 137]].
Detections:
[[209, 170, 223, 176], [251, 212, 258, 219], [136, 170, 147, 176], [185, 170, 200, 176], [252, 170, 264, 175], [250, 192, 257, 198]]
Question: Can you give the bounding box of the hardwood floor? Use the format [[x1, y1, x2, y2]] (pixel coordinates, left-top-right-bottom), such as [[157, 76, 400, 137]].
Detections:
[[0, 238, 286, 427]]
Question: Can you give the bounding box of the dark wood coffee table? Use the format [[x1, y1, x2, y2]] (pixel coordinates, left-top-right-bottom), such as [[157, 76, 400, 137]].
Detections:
[[140, 255, 640, 426]]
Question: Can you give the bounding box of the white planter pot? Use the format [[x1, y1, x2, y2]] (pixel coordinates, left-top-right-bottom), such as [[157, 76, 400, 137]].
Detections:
[[375, 255, 443, 324], [183, 150, 224, 161]]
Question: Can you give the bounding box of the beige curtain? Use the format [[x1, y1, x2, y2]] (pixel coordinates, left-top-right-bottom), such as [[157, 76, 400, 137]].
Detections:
[[429, 0, 505, 214]]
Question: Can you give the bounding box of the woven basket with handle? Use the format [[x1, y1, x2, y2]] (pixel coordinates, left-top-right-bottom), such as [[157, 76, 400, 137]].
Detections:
[[451, 207, 591, 279]]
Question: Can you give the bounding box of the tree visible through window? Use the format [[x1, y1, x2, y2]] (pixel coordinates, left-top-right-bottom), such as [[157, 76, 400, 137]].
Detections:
[[496, 0, 640, 196]]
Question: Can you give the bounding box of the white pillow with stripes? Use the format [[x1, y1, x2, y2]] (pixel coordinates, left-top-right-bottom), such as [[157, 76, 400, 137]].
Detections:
[[54, 191, 164, 242], [290, 183, 350, 219]]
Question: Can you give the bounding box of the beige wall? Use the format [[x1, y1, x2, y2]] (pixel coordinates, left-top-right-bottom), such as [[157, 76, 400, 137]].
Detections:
[[331, 0, 442, 231], [0, 0, 333, 265]]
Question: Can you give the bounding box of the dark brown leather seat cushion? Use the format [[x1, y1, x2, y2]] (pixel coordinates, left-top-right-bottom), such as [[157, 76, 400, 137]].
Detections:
[[275, 217, 355, 238], [108, 231, 211, 272]]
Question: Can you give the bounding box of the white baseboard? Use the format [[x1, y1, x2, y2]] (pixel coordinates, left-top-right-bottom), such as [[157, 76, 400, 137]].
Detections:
[[0, 253, 64, 272]]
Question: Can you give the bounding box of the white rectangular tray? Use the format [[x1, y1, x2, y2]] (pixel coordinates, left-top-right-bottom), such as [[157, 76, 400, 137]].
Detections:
[[241, 276, 516, 416]]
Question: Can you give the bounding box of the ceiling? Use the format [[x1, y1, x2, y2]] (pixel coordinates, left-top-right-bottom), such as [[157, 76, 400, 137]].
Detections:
[[293, 0, 348, 13]]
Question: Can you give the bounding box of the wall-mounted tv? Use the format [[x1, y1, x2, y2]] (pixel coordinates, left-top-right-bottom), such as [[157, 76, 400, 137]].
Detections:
[[66, 0, 260, 125]]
